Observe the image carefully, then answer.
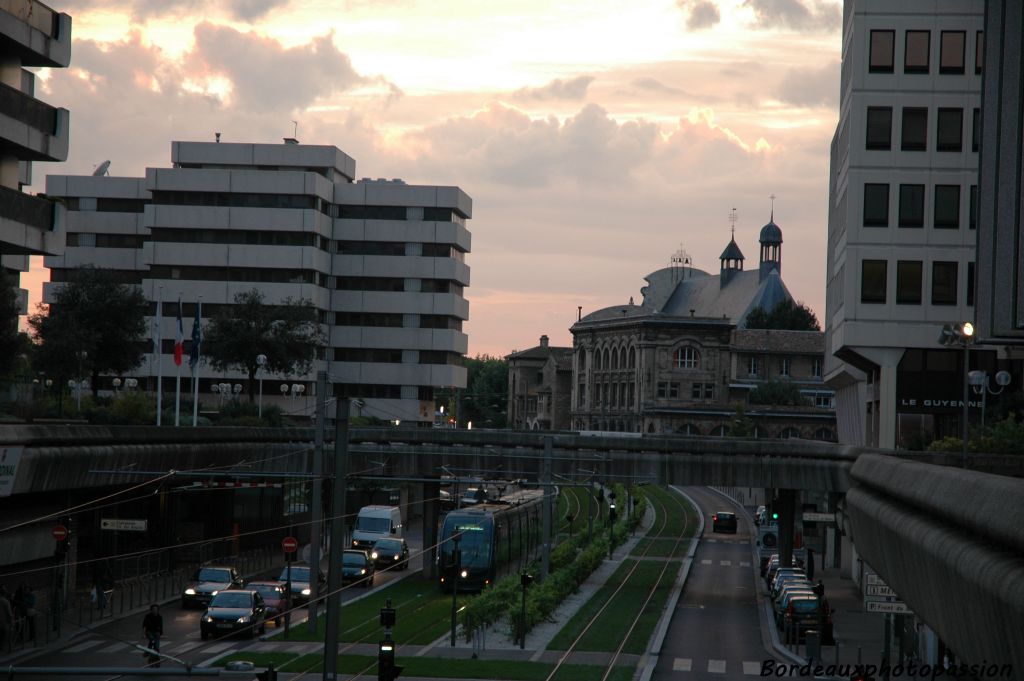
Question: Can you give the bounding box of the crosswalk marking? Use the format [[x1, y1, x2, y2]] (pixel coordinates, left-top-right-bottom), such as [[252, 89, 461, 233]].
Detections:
[[744, 661, 762, 675], [64, 639, 104, 653], [701, 559, 712, 565], [741, 561, 751, 567], [706, 538, 718, 543], [97, 642, 129, 653], [167, 641, 203, 654], [673, 658, 692, 671], [202, 642, 235, 654], [720, 560, 732, 566], [708, 659, 727, 673]]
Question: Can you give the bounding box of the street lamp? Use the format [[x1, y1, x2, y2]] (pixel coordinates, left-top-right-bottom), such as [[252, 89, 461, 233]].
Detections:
[[968, 370, 1012, 429], [233, 383, 242, 399], [938, 322, 975, 467], [256, 354, 267, 417], [112, 377, 122, 396], [125, 378, 138, 391]]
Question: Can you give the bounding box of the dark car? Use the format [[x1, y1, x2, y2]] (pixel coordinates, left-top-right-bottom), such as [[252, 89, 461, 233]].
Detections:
[[181, 565, 242, 609], [246, 580, 287, 626], [200, 589, 266, 640], [712, 511, 738, 533], [341, 549, 375, 587], [277, 564, 325, 606], [371, 537, 410, 570], [780, 595, 823, 643]]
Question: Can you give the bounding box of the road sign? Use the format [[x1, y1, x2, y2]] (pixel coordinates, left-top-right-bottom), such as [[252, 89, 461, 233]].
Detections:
[[865, 573, 887, 587], [865, 584, 898, 598], [802, 512, 836, 522], [282, 536, 299, 553], [100, 518, 147, 532], [866, 600, 913, 614], [0, 446, 24, 497], [52, 525, 68, 541]]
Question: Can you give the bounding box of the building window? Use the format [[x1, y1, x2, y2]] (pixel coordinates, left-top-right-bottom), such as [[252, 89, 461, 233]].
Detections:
[[674, 346, 699, 369], [975, 31, 984, 74], [972, 108, 980, 152], [904, 30, 930, 73], [811, 358, 822, 378], [863, 183, 890, 227], [934, 185, 961, 229], [969, 185, 978, 230], [901, 108, 927, 151], [780, 358, 791, 376], [931, 261, 958, 306], [578, 383, 586, 409], [657, 382, 667, 399], [691, 382, 713, 400], [813, 394, 835, 409], [967, 261, 975, 307], [865, 107, 892, 150], [896, 260, 923, 304], [670, 382, 681, 399], [898, 184, 925, 228], [747, 356, 759, 376], [861, 259, 887, 304], [869, 30, 895, 73], [939, 31, 966, 74], [936, 108, 963, 151], [628, 382, 635, 407]]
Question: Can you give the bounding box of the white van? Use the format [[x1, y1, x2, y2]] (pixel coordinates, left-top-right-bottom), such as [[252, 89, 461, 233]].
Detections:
[[351, 505, 403, 550]]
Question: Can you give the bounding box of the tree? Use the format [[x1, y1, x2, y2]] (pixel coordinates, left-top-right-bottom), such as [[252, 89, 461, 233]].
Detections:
[[28, 266, 149, 395], [203, 289, 325, 401], [748, 379, 810, 407], [745, 299, 820, 331], [436, 355, 508, 428], [0, 269, 26, 378]]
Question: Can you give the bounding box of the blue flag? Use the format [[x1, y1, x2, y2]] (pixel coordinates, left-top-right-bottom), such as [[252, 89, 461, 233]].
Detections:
[[189, 301, 202, 369]]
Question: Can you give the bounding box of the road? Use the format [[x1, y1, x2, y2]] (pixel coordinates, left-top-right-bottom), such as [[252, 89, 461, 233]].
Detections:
[[15, 533, 424, 679], [651, 486, 780, 680]]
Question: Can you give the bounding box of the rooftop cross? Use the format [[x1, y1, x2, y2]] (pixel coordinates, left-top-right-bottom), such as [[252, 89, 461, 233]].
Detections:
[[729, 207, 738, 239]]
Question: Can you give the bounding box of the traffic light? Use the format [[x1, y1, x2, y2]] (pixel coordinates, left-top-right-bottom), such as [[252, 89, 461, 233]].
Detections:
[[521, 572, 534, 588], [608, 502, 617, 524], [380, 602, 396, 628], [256, 663, 278, 681], [378, 639, 403, 681]]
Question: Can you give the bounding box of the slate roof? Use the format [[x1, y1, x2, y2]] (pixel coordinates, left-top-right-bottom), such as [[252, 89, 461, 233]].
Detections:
[[660, 268, 792, 327], [719, 237, 745, 261], [731, 328, 824, 353]]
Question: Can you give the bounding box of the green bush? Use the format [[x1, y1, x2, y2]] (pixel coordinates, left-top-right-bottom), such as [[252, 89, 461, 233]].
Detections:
[[928, 414, 1024, 455]]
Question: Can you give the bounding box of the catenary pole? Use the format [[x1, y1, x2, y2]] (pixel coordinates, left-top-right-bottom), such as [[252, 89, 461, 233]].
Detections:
[[308, 370, 327, 632], [323, 397, 349, 680]]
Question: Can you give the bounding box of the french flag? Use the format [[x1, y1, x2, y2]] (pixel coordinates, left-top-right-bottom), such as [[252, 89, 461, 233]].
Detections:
[[173, 298, 184, 367]]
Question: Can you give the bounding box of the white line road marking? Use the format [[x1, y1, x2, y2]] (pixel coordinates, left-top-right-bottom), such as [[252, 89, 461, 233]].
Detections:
[[741, 561, 751, 567], [673, 658, 692, 671], [744, 661, 762, 675], [63, 639, 103, 653], [706, 539, 718, 543], [720, 560, 732, 566], [202, 641, 235, 654], [97, 642, 129, 653], [167, 641, 203, 654], [708, 659, 727, 673], [701, 559, 712, 565]]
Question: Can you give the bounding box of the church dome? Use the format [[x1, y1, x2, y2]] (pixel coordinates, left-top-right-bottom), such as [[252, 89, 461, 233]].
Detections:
[[759, 218, 783, 244]]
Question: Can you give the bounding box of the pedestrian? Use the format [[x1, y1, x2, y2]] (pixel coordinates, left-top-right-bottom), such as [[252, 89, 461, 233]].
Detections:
[[813, 579, 825, 599], [806, 548, 815, 580], [142, 604, 163, 667], [0, 586, 13, 651]]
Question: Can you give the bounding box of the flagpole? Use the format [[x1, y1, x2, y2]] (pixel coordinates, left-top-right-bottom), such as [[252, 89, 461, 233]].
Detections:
[[155, 286, 163, 426], [192, 297, 202, 427]]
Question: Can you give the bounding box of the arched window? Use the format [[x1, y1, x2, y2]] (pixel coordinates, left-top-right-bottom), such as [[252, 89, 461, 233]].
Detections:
[[710, 425, 728, 436], [675, 346, 700, 369], [577, 347, 587, 373], [647, 422, 656, 433], [603, 348, 611, 370], [779, 427, 802, 439], [611, 347, 619, 370], [628, 347, 636, 368], [619, 347, 626, 369]]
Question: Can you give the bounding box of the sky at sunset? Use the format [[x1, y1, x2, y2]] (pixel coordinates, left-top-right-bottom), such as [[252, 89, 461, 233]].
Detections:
[[26, 0, 842, 357]]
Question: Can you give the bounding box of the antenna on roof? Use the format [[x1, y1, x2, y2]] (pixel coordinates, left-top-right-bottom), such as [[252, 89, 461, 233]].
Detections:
[[769, 194, 777, 221], [729, 207, 738, 239], [92, 160, 110, 177]]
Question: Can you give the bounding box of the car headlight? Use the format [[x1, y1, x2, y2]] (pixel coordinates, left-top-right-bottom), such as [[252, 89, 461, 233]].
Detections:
[[301, 588, 311, 596], [185, 588, 196, 595], [360, 568, 366, 575], [460, 570, 468, 578], [393, 554, 400, 560], [211, 590, 219, 596], [371, 552, 379, 559], [203, 616, 213, 623], [237, 616, 250, 623], [351, 540, 358, 547]]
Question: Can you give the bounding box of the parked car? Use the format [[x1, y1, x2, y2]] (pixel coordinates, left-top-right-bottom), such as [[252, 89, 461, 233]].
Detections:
[[182, 565, 243, 609], [371, 537, 410, 570], [200, 589, 266, 639], [711, 511, 738, 533], [774, 587, 817, 625], [246, 580, 287, 626], [277, 564, 325, 606], [771, 570, 808, 599], [780, 595, 824, 643], [341, 549, 376, 587]]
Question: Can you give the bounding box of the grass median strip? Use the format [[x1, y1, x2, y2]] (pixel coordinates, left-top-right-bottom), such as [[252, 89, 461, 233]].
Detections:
[[278, 654, 633, 680]]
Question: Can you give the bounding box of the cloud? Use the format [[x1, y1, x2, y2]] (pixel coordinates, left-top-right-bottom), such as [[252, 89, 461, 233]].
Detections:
[[678, 0, 722, 29], [59, 0, 289, 22], [512, 76, 595, 102], [630, 77, 690, 98], [743, 0, 840, 31], [776, 60, 839, 107]]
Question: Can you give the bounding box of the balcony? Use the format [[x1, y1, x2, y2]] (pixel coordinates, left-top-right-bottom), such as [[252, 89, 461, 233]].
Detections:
[[0, 184, 62, 256], [0, 0, 72, 67], [0, 79, 68, 161]]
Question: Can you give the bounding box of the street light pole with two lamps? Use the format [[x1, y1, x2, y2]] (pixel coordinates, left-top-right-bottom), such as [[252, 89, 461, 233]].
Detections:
[[938, 321, 975, 467]]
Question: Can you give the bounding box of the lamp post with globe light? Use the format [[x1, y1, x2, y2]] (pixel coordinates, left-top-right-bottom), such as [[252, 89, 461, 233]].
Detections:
[[968, 370, 1012, 430], [938, 321, 975, 467]]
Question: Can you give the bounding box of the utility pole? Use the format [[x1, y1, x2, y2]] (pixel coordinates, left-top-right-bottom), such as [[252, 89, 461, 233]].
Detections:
[[323, 397, 350, 681], [308, 370, 327, 633]]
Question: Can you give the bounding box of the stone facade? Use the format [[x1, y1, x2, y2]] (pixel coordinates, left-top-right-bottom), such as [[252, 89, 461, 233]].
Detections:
[[506, 335, 573, 430]]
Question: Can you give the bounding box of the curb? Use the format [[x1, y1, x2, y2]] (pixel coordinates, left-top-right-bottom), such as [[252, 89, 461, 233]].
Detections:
[[635, 485, 704, 681]]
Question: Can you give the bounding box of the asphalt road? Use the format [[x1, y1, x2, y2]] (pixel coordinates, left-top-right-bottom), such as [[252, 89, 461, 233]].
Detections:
[[651, 486, 780, 680], [15, 533, 425, 679]]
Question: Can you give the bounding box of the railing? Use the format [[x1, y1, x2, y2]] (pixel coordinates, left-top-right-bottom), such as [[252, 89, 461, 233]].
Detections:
[[0, 185, 54, 232], [0, 80, 57, 134], [0, 546, 276, 657]]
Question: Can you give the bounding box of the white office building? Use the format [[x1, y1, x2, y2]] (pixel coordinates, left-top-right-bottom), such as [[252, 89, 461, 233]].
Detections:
[[45, 140, 472, 425], [824, 1, 984, 448]]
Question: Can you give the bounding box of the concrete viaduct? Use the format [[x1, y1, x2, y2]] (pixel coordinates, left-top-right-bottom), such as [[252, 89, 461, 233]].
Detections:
[[1, 425, 1022, 671]]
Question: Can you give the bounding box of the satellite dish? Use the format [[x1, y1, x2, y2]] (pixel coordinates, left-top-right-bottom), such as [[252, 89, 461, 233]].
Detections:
[[92, 160, 111, 176]]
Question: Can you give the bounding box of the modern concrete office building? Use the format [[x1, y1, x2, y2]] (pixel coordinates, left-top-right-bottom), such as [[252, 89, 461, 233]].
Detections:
[[0, 0, 71, 311], [45, 140, 472, 425], [824, 1, 984, 448]]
